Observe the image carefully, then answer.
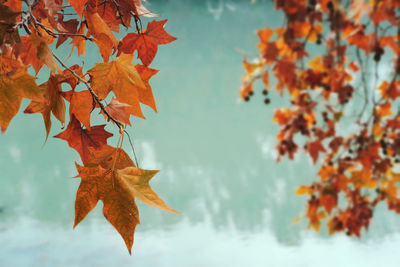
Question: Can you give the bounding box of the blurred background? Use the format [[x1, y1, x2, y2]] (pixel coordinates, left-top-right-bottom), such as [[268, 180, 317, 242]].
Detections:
[[1, 0, 400, 266]]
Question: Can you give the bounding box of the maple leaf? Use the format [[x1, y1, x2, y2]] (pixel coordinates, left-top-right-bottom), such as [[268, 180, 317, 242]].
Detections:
[[306, 140, 326, 164], [100, 97, 132, 125], [54, 16, 80, 48], [0, 0, 176, 253], [69, 23, 87, 57], [85, 10, 118, 62], [349, 61, 359, 72], [379, 80, 400, 100], [0, 55, 42, 133], [30, 19, 60, 73], [296, 185, 313, 195], [88, 53, 148, 118], [24, 67, 82, 138], [74, 147, 176, 253], [380, 35, 400, 55], [346, 31, 377, 53], [3, 0, 21, 12], [24, 75, 66, 138], [273, 108, 293, 125], [350, 170, 377, 189], [68, 0, 88, 18], [74, 163, 140, 253], [262, 42, 280, 62], [118, 20, 176, 66], [136, 64, 159, 112], [54, 115, 113, 164], [257, 27, 274, 43], [68, 90, 94, 130], [117, 167, 178, 213], [376, 101, 393, 118], [320, 188, 337, 214], [86, 145, 135, 170], [239, 0, 400, 239], [329, 136, 344, 153], [274, 59, 297, 89], [18, 26, 60, 74]]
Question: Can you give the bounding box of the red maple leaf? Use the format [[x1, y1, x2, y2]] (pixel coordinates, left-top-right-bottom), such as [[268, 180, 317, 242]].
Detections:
[[54, 115, 113, 164], [118, 20, 176, 66]]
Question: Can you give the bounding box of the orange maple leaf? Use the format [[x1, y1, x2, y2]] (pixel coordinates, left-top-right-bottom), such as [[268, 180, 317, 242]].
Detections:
[[136, 64, 159, 112], [68, 0, 88, 18], [74, 146, 176, 253], [85, 11, 118, 62], [69, 90, 94, 130], [0, 55, 42, 133], [119, 20, 177, 66], [24, 75, 66, 138], [74, 162, 140, 254], [88, 53, 148, 119]]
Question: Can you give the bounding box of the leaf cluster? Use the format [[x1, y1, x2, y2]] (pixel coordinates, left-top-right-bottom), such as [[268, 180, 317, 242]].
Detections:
[[0, 0, 176, 253], [240, 0, 399, 236]]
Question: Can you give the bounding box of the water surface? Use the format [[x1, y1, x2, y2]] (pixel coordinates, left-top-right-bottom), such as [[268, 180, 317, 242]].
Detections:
[[1, 0, 400, 266]]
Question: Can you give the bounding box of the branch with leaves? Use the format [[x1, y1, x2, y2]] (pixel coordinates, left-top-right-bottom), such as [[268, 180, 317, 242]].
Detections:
[[240, 0, 399, 236], [0, 0, 177, 253]]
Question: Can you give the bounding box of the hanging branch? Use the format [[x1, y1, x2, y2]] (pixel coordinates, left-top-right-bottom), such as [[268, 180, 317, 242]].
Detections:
[[51, 52, 124, 129]]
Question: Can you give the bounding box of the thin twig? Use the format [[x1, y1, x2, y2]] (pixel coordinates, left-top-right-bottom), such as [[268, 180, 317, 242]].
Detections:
[[31, 15, 93, 41], [111, 0, 128, 28], [355, 47, 369, 122], [130, 11, 143, 33], [36, 21, 93, 40], [124, 130, 140, 168], [13, 13, 29, 30], [24, 0, 142, 165], [23, 0, 92, 41]]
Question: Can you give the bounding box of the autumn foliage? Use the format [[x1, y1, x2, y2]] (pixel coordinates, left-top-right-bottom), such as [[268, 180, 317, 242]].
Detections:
[[0, 0, 177, 253], [240, 0, 399, 236]]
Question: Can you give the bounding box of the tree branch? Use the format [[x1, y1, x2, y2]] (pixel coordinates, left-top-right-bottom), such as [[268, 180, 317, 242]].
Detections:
[[111, 0, 128, 28], [51, 52, 124, 129], [23, 0, 93, 41], [35, 20, 93, 41], [23, 0, 129, 132]]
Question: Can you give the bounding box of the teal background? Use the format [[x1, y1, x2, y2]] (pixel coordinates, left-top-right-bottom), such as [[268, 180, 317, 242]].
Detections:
[[1, 0, 400, 266]]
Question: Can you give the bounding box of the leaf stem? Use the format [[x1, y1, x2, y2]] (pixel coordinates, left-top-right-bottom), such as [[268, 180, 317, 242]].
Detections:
[[124, 129, 140, 168], [111, 133, 123, 188]]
